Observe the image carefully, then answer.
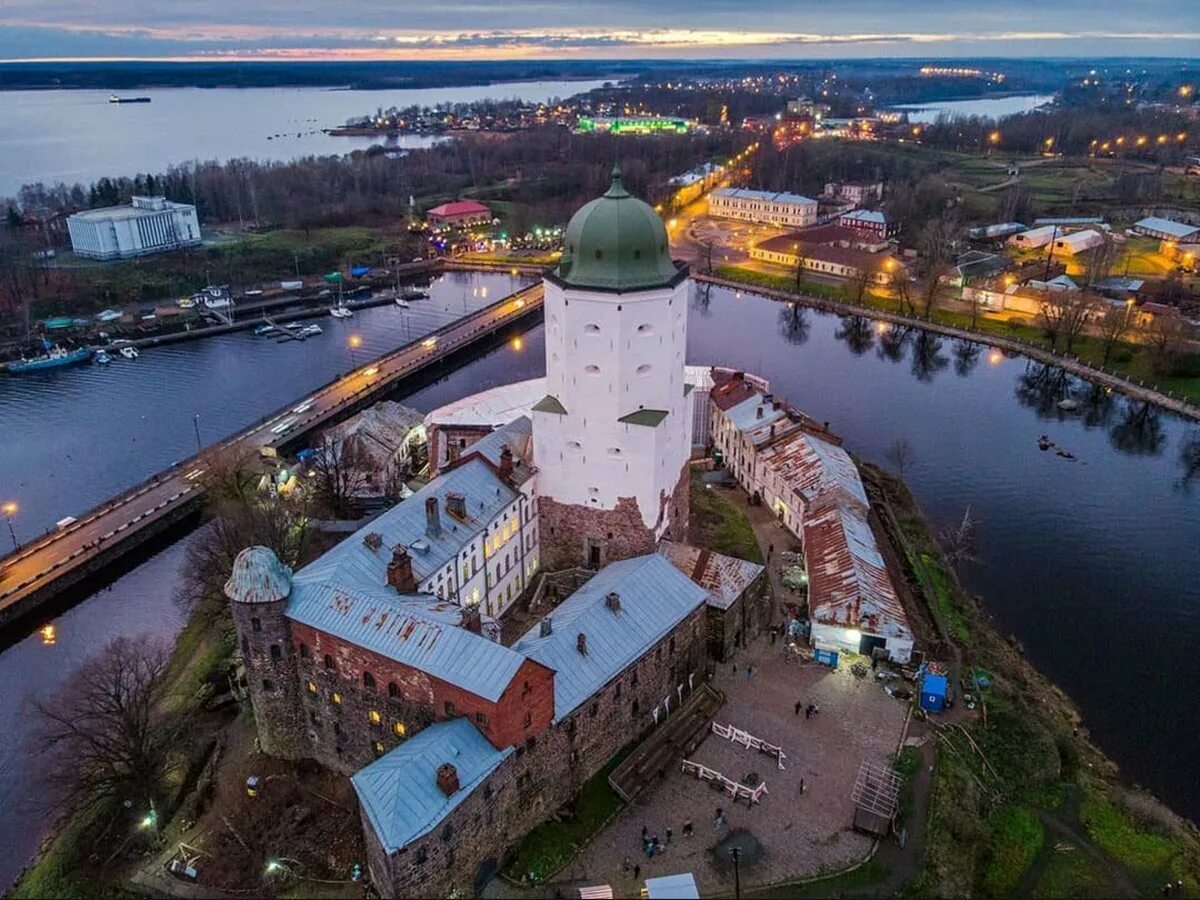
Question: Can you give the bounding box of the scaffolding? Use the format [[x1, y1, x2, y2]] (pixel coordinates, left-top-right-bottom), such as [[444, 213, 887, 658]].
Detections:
[[851, 759, 903, 836]]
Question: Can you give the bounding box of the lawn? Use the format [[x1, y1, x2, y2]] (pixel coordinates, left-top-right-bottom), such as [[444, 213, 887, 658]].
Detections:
[[503, 754, 627, 883], [688, 471, 765, 564], [978, 805, 1044, 897]]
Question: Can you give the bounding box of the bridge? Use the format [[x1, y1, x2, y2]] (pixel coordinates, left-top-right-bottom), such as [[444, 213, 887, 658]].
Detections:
[[0, 282, 545, 629]]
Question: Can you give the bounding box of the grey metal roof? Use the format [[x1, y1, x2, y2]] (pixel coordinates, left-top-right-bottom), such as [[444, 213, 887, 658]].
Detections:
[[1133, 217, 1199, 239], [712, 187, 817, 206], [464, 416, 535, 484], [296, 457, 517, 587], [352, 718, 512, 852], [724, 394, 789, 445], [658, 541, 764, 611], [224, 546, 293, 604], [513, 555, 708, 720], [286, 581, 527, 701], [618, 409, 669, 427], [532, 394, 568, 415]]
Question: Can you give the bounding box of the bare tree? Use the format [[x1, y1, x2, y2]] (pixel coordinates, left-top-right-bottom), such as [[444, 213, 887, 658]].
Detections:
[[852, 262, 875, 305], [310, 433, 373, 519], [1083, 235, 1117, 287], [30, 637, 191, 818], [916, 213, 959, 318], [1142, 314, 1191, 374], [1037, 290, 1095, 352], [1097, 303, 1134, 364], [938, 507, 980, 575], [885, 437, 915, 478], [200, 445, 260, 507]]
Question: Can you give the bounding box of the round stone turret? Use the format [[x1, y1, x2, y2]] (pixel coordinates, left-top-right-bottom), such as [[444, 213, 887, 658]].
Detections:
[[555, 166, 681, 292], [225, 546, 293, 604]]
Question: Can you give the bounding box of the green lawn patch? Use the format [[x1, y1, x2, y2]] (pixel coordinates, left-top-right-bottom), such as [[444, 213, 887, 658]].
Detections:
[[749, 858, 890, 898], [689, 472, 764, 564], [1032, 848, 1123, 899], [1080, 792, 1182, 874], [979, 805, 1044, 897], [503, 754, 627, 883]]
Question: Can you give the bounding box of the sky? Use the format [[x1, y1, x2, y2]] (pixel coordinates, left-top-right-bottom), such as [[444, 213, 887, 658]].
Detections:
[[0, 0, 1197, 62]]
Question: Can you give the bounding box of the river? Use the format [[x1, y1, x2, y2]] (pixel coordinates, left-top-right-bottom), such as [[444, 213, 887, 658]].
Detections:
[[890, 93, 1055, 123], [0, 79, 611, 198], [2, 279, 1198, 886]]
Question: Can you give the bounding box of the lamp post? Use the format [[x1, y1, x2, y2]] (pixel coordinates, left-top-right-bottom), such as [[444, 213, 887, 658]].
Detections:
[[730, 845, 742, 900], [192, 414, 202, 453], [2, 502, 17, 552], [348, 334, 362, 369]]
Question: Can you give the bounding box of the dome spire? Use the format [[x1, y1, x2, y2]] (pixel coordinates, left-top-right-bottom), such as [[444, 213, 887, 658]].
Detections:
[[605, 164, 630, 199]]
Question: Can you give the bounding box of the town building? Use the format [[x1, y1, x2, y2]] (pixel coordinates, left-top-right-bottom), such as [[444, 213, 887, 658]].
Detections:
[[1053, 229, 1105, 256], [823, 181, 884, 206], [837, 209, 897, 239], [708, 187, 819, 229], [533, 168, 693, 571], [786, 97, 831, 119], [950, 250, 1012, 288], [1131, 216, 1200, 243], [750, 234, 903, 284], [66, 195, 200, 260], [576, 116, 692, 135], [321, 401, 427, 498], [1008, 225, 1059, 250], [426, 199, 492, 231], [708, 373, 912, 663]]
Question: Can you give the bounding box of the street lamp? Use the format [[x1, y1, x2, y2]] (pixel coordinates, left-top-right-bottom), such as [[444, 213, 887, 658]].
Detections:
[[192, 414, 202, 453], [348, 334, 362, 368], [730, 845, 742, 900], [2, 502, 17, 552]]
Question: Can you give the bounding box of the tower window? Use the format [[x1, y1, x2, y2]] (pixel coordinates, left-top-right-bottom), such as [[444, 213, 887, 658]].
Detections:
[[269, 644, 282, 661], [388, 682, 402, 701], [594, 248, 603, 260], [637, 323, 653, 334], [584, 323, 600, 334], [250, 617, 262, 633], [636, 364, 652, 375], [324, 654, 335, 671], [363, 671, 376, 691], [585, 364, 601, 375]]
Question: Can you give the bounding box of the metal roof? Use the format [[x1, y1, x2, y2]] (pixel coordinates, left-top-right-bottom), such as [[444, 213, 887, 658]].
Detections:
[[712, 187, 817, 206], [513, 555, 708, 720], [724, 394, 789, 444], [287, 581, 526, 701], [1133, 217, 1200, 239], [462, 416, 535, 484], [840, 209, 888, 225], [759, 428, 867, 508], [658, 541, 764, 611], [425, 378, 545, 428], [804, 497, 910, 641], [352, 718, 512, 852], [618, 409, 669, 427], [645, 873, 700, 899], [224, 546, 293, 605]]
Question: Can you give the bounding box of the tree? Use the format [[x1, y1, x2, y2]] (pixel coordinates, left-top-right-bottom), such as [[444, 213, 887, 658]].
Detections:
[[1142, 313, 1191, 375], [916, 213, 959, 318], [1036, 290, 1095, 352], [30, 637, 191, 819], [885, 437, 915, 478], [852, 262, 875, 305], [1097, 302, 1134, 364], [310, 433, 373, 519], [938, 507, 980, 575]]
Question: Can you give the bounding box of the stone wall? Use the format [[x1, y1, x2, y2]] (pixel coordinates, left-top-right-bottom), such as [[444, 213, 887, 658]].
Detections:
[[371, 602, 709, 898], [231, 597, 306, 759]]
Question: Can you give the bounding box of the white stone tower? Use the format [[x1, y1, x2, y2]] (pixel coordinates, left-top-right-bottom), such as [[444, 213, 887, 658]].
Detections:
[[533, 167, 693, 569]]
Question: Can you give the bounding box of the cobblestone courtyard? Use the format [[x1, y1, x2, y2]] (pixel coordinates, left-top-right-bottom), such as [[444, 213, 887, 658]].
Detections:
[[558, 636, 910, 895]]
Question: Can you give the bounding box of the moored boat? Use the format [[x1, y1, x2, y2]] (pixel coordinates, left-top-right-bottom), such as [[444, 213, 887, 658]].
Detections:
[[7, 343, 92, 374]]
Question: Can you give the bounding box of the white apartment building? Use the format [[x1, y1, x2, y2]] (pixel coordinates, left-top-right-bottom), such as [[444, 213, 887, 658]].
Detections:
[[708, 188, 818, 229], [67, 195, 201, 260]]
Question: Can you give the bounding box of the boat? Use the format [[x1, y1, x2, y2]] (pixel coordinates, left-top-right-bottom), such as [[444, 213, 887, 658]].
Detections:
[[298, 324, 323, 337], [317, 289, 332, 299], [280, 280, 303, 292], [94, 309, 122, 323], [109, 94, 151, 104], [395, 298, 410, 309], [401, 286, 428, 301], [119, 346, 140, 360], [178, 296, 196, 309], [254, 323, 281, 336], [7, 342, 92, 374], [1057, 398, 1079, 411], [330, 305, 353, 319], [94, 350, 113, 364], [244, 289, 264, 297]]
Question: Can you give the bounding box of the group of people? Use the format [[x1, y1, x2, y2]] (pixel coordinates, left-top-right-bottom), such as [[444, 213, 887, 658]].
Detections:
[[794, 700, 821, 719], [623, 820, 700, 881]]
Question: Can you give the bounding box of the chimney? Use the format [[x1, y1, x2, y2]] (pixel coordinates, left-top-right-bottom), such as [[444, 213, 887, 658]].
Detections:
[[435, 763, 460, 797], [605, 591, 621, 613], [756, 405, 764, 420], [445, 491, 466, 520], [577, 633, 588, 656], [460, 604, 482, 634], [769, 424, 776, 438], [425, 497, 442, 538], [539, 617, 553, 638], [387, 546, 416, 593], [498, 445, 514, 481]]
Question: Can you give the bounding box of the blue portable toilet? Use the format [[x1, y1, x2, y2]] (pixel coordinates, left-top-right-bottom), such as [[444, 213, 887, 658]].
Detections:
[[813, 645, 839, 668], [920, 674, 948, 713]]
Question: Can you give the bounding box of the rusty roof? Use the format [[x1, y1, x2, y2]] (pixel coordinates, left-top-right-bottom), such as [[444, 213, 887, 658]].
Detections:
[[759, 429, 867, 509], [803, 497, 910, 641], [658, 541, 764, 610]]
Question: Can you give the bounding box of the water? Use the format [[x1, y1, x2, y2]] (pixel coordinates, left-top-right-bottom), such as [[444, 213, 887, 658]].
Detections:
[[891, 93, 1055, 123], [3, 280, 1199, 885], [0, 80, 610, 197]]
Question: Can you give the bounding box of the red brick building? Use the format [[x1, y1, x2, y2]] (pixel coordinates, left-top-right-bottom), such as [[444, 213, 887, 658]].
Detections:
[[426, 199, 491, 230]]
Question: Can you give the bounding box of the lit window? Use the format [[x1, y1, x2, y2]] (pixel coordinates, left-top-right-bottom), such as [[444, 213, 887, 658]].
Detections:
[[368, 709, 382, 725], [393, 721, 407, 737], [307, 681, 318, 694], [373, 741, 385, 756], [331, 692, 342, 705]]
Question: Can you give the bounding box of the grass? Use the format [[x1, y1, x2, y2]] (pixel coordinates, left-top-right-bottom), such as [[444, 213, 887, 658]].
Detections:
[[1032, 849, 1122, 899], [688, 471, 765, 564], [503, 754, 627, 883], [748, 858, 891, 898], [1079, 791, 1192, 879], [9, 804, 141, 900], [978, 805, 1044, 897]]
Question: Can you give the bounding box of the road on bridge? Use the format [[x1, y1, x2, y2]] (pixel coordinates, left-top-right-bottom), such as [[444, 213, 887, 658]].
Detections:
[[0, 283, 544, 625]]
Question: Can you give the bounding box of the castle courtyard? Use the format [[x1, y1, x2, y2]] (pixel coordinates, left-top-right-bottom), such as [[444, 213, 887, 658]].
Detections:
[[555, 637, 910, 895]]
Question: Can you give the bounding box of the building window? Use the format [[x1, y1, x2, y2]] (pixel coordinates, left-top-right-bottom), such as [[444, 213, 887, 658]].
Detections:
[[307, 681, 318, 694], [615, 681, 622, 700], [251, 617, 262, 633], [324, 654, 335, 671], [368, 709, 382, 726], [331, 692, 342, 705], [669, 636, 676, 655], [309, 711, 320, 725], [299, 643, 310, 659], [476, 711, 489, 726], [444, 700, 457, 717], [523, 711, 533, 728], [372, 741, 385, 757], [632, 699, 640, 718], [393, 721, 407, 738], [363, 671, 376, 691], [388, 682, 402, 701], [269, 644, 282, 661], [241, 637, 249, 656]]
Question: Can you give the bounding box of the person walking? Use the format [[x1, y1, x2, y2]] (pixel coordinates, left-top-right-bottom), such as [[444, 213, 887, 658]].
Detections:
[[642, 825, 648, 841], [633, 864, 641, 881], [714, 807, 726, 831], [794, 699, 803, 716], [683, 820, 694, 838], [800, 776, 806, 794], [666, 828, 673, 845], [623, 856, 631, 874]]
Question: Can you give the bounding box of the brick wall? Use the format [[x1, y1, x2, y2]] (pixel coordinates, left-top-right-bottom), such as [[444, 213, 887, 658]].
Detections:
[[369, 602, 709, 898], [231, 598, 306, 758]]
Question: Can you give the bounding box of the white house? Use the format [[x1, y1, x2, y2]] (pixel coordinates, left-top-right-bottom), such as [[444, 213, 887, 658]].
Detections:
[[1053, 230, 1104, 255], [708, 187, 819, 228], [1008, 225, 1058, 249], [67, 196, 201, 260]]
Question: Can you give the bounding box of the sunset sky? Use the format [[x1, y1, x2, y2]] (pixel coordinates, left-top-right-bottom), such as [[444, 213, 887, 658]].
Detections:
[[0, 0, 1197, 62]]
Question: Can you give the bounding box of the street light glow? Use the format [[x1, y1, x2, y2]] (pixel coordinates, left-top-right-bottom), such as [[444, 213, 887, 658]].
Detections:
[[348, 335, 362, 349], [1, 502, 16, 516]]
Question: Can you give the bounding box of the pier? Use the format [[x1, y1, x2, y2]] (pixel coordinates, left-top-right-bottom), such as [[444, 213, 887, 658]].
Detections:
[[0, 282, 544, 629]]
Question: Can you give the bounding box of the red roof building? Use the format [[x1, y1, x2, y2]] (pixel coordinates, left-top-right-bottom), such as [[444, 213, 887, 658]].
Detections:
[[426, 199, 491, 230]]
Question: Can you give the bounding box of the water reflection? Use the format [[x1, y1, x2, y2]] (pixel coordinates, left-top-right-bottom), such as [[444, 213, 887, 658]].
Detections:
[[909, 331, 949, 382], [1109, 400, 1167, 457], [834, 315, 874, 356], [1178, 431, 1200, 492], [876, 323, 911, 362], [953, 341, 983, 378], [778, 303, 810, 345]]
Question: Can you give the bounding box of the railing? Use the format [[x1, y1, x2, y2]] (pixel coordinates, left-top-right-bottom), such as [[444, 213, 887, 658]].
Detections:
[[680, 759, 770, 805], [711, 721, 787, 770]]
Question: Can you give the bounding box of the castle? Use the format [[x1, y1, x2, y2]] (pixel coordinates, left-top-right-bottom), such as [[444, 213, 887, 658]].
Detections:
[[226, 171, 769, 897]]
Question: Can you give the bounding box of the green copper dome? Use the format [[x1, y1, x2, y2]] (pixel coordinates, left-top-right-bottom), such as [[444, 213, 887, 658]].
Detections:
[[555, 166, 682, 292]]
